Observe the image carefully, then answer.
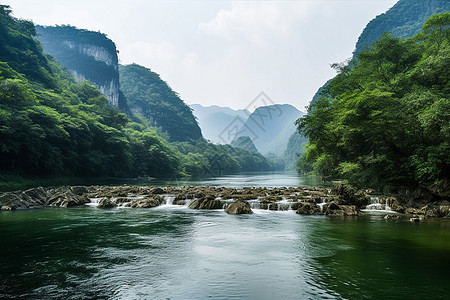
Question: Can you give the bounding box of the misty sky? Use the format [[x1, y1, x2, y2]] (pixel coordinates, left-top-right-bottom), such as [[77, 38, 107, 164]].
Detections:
[[4, 0, 399, 111]]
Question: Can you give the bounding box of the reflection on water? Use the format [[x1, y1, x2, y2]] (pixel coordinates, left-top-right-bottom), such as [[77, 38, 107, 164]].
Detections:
[[1, 207, 450, 299]]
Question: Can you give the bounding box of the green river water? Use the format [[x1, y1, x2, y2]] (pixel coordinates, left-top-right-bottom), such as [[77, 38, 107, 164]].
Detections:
[[1, 173, 449, 299]]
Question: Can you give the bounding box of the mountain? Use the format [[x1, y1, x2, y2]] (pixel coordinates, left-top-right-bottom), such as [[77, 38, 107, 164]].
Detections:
[[231, 136, 259, 153], [35, 25, 126, 110], [119, 64, 202, 142], [354, 0, 450, 57], [281, 131, 308, 170], [310, 0, 449, 104], [190, 104, 250, 144], [0, 6, 181, 179], [235, 104, 303, 156]]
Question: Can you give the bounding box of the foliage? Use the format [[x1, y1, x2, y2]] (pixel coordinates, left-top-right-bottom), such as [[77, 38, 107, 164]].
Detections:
[[297, 13, 450, 191], [119, 64, 202, 142], [0, 7, 180, 180], [173, 139, 274, 176], [354, 0, 450, 57], [0, 5, 282, 183]]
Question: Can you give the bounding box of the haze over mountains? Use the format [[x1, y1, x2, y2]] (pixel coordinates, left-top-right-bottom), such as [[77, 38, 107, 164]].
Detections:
[[190, 104, 249, 144], [191, 103, 304, 157]]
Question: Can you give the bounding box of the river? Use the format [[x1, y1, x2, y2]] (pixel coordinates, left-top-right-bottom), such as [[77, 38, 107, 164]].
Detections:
[[1, 173, 450, 299]]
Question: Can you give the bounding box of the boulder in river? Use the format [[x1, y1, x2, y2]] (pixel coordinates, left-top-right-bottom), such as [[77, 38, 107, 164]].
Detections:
[[130, 196, 161, 208], [188, 197, 223, 209], [296, 203, 322, 215], [225, 200, 253, 214], [47, 190, 89, 208], [324, 201, 359, 216], [97, 198, 117, 208]]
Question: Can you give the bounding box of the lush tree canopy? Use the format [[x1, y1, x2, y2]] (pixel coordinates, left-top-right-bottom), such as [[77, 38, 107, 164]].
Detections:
[[119, 64, 202, 142], [0, 6, 180, 179], [297, 12, 450, 192]]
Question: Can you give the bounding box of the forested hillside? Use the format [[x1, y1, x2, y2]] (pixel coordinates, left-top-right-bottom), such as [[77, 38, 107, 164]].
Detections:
[[0, 5, 181, 180], [297, 12, 450, 193], [0, 5, 276, 185], [310, 0, 449, 105], [354, 0, 450, 57], [119, 64, 202, 142]]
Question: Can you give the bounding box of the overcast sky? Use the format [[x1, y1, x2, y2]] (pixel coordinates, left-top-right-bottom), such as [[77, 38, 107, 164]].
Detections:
[[4, 0, 398, 111]]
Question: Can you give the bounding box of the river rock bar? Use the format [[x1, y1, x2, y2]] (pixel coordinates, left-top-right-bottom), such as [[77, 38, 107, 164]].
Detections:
[[0, 184, 449, 219]]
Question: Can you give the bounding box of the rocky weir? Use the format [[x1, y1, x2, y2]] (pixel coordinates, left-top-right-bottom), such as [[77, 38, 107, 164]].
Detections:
[[0, 184, 449, 219]]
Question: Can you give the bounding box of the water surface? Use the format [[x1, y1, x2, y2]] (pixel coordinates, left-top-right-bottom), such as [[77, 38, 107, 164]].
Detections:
[[1, 206, 449, 299]]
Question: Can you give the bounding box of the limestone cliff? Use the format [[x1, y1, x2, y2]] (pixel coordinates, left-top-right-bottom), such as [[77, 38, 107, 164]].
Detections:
[[36, 25, 124, 108]]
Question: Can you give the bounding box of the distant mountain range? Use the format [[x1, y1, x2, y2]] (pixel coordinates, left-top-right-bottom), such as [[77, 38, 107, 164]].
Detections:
[[235, 104, 303, 156], [190, 104, 249, 144], [192, 103, 304, 158]]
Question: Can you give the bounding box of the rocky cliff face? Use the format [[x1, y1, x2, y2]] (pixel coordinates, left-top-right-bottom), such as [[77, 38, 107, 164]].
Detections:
[[36, 25, 122, 108]]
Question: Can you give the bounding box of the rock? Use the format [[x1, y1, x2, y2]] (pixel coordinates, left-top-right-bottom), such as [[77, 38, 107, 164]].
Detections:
[[324, 202, 359, 216], [225, 200, 253, 214], [269, 202, 278, 211], [384, 214, 400, 220], [189, 197, 223, 209], [405, 208, 423, 215], [151, 187, 164, 194], [70, 186, 88, 195], [130, 196, 161, 208], [199, 199, 223, 209], [22, 187, 48, 204], [331, 184, 369, 208], [97, 198, 117, 208], [296, 203, 321, 215], [410, 216, 420, 222], [0, 193, 24, 209], [1, 205, 15, 211], [47, 190, 89, 208], [439, 205, 450, 218], [327, 202, 341, 211], [188, 199, 203, 209]]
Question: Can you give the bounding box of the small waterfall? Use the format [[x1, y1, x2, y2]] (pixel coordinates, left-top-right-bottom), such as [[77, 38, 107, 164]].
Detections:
[[163, 195, 175, 206], [317, 201, 327, 212], [248, 199, 260, 210], [87, 197, 102, 207], [364, 196, 392, 211], [276, 200, 292, 211]]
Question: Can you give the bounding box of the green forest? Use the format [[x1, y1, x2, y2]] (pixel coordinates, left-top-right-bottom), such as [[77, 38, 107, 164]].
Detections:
[[0, 5, 274, 188], [119, 64, 202, 142], [297, 12, 450, 192]]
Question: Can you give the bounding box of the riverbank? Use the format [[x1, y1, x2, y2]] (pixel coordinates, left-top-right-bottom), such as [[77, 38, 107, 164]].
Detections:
[[1, 184, 449, 219]]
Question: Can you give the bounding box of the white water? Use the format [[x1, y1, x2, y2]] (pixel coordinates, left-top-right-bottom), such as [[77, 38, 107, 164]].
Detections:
[[362, 196, 394, 213]]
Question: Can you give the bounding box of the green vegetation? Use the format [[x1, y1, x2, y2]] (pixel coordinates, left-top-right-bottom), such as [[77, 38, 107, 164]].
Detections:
[[119, 64, 202, 142], [310, 0, 449, 108], [231, 136, 258, 153], [354, 0, 450, 57], [0, 5, 275, 187], [0, 6, 180, 182], [297, 12, 450, 191]]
